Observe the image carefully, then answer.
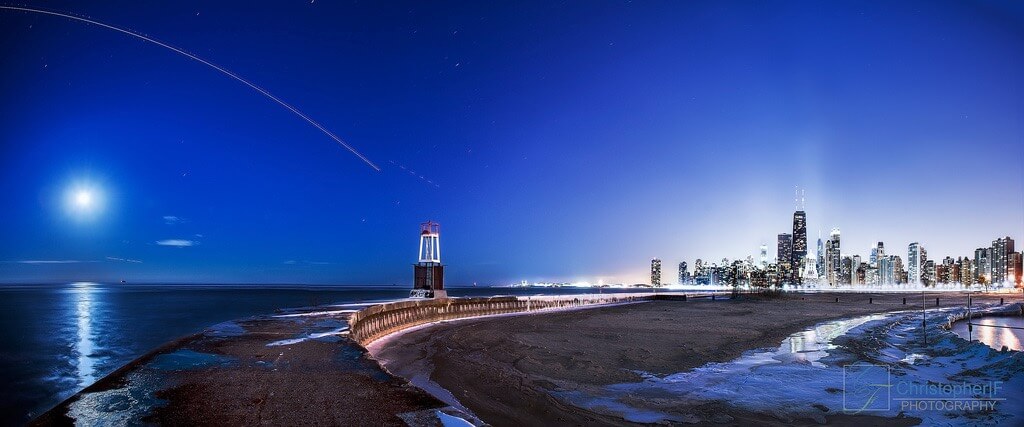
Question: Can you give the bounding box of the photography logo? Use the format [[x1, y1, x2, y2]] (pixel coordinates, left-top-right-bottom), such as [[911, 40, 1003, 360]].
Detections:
[[844, 364, 891, 412]]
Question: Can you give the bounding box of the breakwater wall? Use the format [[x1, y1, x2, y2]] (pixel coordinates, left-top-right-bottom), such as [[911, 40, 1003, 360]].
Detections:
[[349, 293, 689, 346], [942, 302, 1024, 330]]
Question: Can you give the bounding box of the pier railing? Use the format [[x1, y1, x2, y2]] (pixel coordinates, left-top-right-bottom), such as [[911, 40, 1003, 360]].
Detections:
[[349, 293, 674, 346]]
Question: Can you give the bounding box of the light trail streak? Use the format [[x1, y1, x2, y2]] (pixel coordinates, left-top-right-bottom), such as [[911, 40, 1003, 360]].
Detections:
[[1, 5, 381, 171]]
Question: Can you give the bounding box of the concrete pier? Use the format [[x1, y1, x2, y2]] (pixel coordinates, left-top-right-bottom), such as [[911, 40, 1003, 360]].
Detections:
[[350, 293, 688, 346]]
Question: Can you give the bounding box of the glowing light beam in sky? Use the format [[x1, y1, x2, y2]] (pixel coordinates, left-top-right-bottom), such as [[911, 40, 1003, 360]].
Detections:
[[0, 5, 381, 171]]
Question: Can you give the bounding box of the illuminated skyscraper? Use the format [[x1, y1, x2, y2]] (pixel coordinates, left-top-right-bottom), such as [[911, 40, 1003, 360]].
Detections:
[[678, 261, 689, 285], [759, 244, 768, 269], [651, 258, 662, 287], [908, 242, 922, 284], [840, 256, 853, 285], [991, 237, 1015, 284], [923, 260, 936, 286], [1009, 252, 1023, 286], [802, 253, 818, 281], [879, 255, 894, 284], [791, 210, 807, 284], [974, 247, 990, 283], [816, 234, 825, 279], [777, 233, 793, 283], [851, 255, 861, 285], [825, 228, 841, 285], [893, 255, 906, 284], [694, 259, 708, 285], [959, 256, 973, 286]]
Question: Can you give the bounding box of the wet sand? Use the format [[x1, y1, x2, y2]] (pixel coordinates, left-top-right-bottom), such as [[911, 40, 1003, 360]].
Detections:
[[373, 292, 1011, 426]]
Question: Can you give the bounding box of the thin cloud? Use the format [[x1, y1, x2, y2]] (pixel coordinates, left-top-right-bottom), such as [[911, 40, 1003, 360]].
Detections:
[[156, 239, 197, 247], [283, 260, 331, 265], [106, 256, 143, 263], [163, 215, 186, 225]]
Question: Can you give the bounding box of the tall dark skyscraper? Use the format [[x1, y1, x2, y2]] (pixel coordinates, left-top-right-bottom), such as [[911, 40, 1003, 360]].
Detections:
[[777, 233, 793, 283], [791, 210, 807, 284]]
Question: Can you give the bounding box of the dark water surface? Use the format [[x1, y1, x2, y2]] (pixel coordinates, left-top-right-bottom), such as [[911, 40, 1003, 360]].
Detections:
[[0, 283, 640, 425]]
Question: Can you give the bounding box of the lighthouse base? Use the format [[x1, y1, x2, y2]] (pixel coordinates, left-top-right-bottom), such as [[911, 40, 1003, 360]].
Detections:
[[410, 289, 448, 299]]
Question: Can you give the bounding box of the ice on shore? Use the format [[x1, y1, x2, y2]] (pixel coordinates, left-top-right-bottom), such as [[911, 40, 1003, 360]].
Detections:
[[206, 320, 246, 337], [556, 304, 1024, 425], [435, 410, 475, 427], [273, 309, 359, 318], [267, 327, 349, 346], [67, 370, 166, 426]]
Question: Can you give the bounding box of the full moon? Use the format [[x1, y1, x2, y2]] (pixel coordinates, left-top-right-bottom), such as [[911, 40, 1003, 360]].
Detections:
[[66, 184, 103, 218], [75, 190, 93, 207]]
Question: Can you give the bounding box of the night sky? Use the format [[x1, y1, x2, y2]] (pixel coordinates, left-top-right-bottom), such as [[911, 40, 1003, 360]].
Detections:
[[1, 1, 1022, 285]]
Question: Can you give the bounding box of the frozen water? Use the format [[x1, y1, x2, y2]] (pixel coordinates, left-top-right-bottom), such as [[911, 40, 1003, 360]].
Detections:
[[267, 326, 349, 346], [66, 371, 165, 426], [436, 410, 475, 427], [556, 304, 1024, 425]]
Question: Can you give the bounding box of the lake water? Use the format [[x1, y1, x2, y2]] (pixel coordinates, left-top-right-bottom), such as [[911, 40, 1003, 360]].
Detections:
[[0, 283, 642, 425], [951, 315, 1024, 351]]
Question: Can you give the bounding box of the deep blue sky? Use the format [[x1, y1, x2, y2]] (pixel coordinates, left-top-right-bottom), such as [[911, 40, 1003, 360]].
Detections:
[[1, 1, 1022, 285]]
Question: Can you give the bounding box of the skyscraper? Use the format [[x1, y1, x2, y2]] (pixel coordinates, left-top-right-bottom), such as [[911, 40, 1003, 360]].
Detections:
[[959, 256, 973, 286], [802, 253, 819, 281], [816, 234, 825, 279], [974, 247, 990, 283], [991, 237, 1015, 284], [840, 256, 853, 285], [792, 210, 807, 285], [908, 242, 922, 284], [678, 261, 689, 285], [694, 259, 708, 285], [893, 255, 906, 284], [851, 255, 862, 285], [1009, 252, 1023, 286], [651, 258, 662, 287], [777, 233, 793, 284], [826, 228, 841, 285], [879, 255, 894, 284], [923, 260, 936, 286], [759, 244, 768, 269]]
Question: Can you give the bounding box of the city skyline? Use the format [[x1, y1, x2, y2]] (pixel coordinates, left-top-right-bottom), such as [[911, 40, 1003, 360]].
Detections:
[[1, 1, 1022, 285], [641, 199, 1022, 287]]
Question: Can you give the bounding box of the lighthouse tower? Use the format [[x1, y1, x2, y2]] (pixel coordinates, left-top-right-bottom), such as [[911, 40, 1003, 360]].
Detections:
[[411, 221, 446, 298]]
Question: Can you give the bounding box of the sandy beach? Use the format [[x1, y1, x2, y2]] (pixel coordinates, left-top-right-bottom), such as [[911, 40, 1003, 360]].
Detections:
[[372, 292, 1014, 426]]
